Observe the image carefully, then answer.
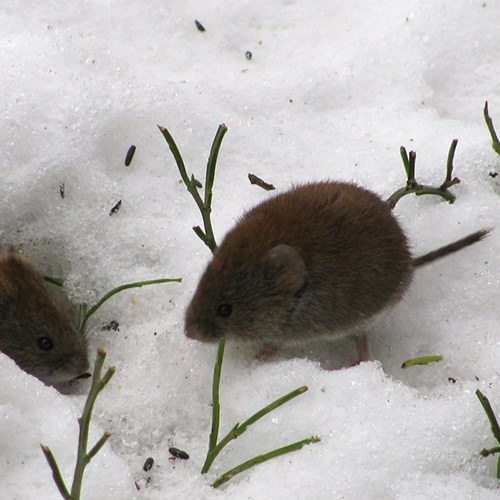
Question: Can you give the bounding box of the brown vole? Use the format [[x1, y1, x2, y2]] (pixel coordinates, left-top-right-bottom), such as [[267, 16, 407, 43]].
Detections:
[[0, 249, 89, 385], [185, 182, 489, 357]]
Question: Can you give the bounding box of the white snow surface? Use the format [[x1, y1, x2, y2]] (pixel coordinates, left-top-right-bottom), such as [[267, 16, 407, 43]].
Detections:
[[1, 1, 500, 498]]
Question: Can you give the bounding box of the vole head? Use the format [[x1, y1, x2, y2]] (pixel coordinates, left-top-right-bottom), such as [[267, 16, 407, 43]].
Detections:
[[0, 251, 89, 385], [185, 243, 306, 343]]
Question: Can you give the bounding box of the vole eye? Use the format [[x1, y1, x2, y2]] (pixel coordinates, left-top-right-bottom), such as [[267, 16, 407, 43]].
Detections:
[[217, 304, 233, 318], [37, 337, 54, 351]]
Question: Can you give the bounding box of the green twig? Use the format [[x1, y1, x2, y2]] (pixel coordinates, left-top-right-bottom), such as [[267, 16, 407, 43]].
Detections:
[[40, 445, 71, 499], [204, 125, 227, 213], [78, 278, 181, 332], [480, 447, 500, 457], [41, 349, 115, 499], [208, 339, 225, 454], [484, 101, 500, 156], [442, 139, 459, 188], [401, 355, 443, 369], [386, 141, 459, 209], [202, 386, 308, 473], [71, 349, 115, 497], [158, 124, 228, 253], [44, 276, 65, 287], [212, 435, 321, 488], [400, 147, 416, 185], [476, 390, 500, 444], [476, 389, 500, 479]]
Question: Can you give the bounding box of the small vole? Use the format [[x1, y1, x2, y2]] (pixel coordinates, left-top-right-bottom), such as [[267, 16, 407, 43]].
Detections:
[[0, 249, 89, 385], [185, 182, 489, 356]]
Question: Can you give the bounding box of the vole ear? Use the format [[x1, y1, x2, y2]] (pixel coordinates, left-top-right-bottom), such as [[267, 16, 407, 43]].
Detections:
[[264, 244, 306, 294]]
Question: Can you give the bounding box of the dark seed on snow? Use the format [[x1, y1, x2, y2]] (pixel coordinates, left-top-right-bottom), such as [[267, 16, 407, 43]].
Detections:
[[143, 457, 155, 471], [168, 447, 190, 460], [195, 20, 205, 32], [125, 145, 136, 166]]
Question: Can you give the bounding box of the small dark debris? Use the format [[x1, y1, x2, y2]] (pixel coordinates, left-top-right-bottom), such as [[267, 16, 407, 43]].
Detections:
[[168, 447, 190, 460], [195, 20, 205, 32], [59, 182, 65, 199], [489, 171, 498, 178], [245, 51, 252, 60], [125, 145, 136, 166], [248, 173, 275, 191], [102, 320, 120, 331], [143, 457, 155, 472], [110, 199, 122, 216], [448, 377, 457, 384], [134, 481, 141, 491]]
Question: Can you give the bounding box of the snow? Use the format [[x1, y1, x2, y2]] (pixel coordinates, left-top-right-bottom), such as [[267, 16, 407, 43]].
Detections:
[[1, 0, 500, 498]]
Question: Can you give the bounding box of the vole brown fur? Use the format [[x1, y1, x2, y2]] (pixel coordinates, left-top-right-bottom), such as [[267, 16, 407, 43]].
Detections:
[[0, 249, 89, 385], [185, 182, 489, 358]]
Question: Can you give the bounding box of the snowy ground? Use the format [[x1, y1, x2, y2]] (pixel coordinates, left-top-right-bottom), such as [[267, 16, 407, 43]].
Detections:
[[1, 1, 500, 498]]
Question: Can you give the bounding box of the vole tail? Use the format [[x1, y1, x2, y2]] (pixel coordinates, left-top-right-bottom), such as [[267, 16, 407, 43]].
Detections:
[[414, 229, 491, 268]]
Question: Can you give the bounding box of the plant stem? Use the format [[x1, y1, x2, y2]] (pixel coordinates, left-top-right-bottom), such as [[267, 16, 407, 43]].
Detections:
[[70, 349, 115, 498], [78, 278, 181, 332], [158, 124, 228, 253], [208, 340, 225, 453], [202, 386, 308, 473], [480, 446, 500, 457], [40, 445, 71, 499], [157, 125, 191, 186], [204, 124, 228, 216], [387, 144, 459, 208], [476, 390, 500, 444], [212, 435, 321, 488], [387, 184, 456, 208], [41, 349, 115, 499], [442, 139, 459, 188], [44, 276, 65, 287], [86, 432, 112, 462], [399, 147, 416, 184], [484, 101, 500, 156]]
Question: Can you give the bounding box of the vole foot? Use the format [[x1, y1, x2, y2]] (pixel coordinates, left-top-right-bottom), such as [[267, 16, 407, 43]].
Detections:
[[350, 334, 371, 366]]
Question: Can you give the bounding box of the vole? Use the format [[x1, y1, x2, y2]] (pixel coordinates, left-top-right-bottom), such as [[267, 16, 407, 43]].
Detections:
[[185, 182, 489, 360], [0, 249, 89, 385]]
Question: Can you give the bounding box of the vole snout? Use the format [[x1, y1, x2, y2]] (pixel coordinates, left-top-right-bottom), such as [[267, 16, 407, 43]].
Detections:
[[0, 250, 89, 385]]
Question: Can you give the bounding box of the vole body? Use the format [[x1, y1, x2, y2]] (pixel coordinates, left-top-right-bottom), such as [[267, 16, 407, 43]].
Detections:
[[185, 182, 488, 350], [0, 250, 89, 385]]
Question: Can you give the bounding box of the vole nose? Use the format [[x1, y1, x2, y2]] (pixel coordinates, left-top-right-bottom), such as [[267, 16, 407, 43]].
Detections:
[[185, 326, 202, 340], [70, 356, 90, 378]]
